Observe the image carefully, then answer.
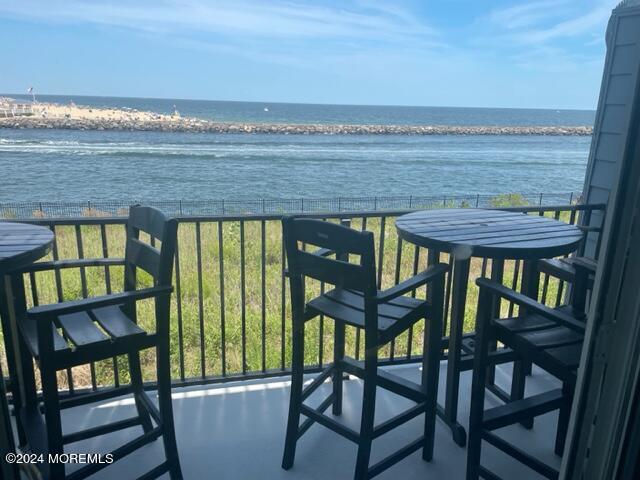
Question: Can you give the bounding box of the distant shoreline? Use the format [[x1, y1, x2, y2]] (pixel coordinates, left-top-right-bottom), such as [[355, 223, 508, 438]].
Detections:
[[0, 100, 593, 135]]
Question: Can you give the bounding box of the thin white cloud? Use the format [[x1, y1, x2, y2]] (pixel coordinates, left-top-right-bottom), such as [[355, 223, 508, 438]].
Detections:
[[485, 0, 618, 45], [0, 0, 448, 74], [488, 0, 573, 30], [510, 5, 613, 43], [0, 0, 437, 41]]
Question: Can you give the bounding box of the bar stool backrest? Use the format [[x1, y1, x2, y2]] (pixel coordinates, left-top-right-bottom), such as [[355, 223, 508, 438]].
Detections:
[[282, 217, 377, 296], [123, 205, 178, 322]]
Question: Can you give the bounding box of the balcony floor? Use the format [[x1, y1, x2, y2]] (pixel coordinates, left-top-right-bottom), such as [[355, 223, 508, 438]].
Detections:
[[59, 362, 563, 479]]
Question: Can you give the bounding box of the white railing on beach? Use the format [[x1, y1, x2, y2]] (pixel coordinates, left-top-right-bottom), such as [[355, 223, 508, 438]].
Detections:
[[0, 103, 33, 118]]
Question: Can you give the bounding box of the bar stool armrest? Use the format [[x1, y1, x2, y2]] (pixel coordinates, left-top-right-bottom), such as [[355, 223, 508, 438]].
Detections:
[[26, 285, 173, 320], [476, 278, 586, 333], [377, 263, 449, 303], [13, 258, 125, 274]]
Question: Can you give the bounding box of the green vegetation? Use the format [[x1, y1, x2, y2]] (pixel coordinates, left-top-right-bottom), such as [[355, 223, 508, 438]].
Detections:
[[489, 193, 530, 208], [0, 205, 570, 391]]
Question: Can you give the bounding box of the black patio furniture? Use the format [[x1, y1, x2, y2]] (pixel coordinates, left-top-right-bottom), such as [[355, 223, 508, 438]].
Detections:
[[466, 258, 596, 479], [280, 217, 448, 480], [11, 206, 182, 479], [395, 208, 584, 446]]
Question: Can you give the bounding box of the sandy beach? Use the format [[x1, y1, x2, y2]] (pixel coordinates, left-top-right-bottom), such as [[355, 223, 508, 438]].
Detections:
[[0, 99, 593, 136], [26, 101, 178, 122]]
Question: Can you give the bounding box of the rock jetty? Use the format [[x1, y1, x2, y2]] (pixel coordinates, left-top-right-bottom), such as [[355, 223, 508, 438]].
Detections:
[[0, 101, 593, 136]]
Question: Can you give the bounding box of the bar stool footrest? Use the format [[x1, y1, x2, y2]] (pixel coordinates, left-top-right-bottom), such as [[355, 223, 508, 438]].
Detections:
[[481, 430, 560, 479], [300, 398, 359, 443], [340, 357, 426, 403], [297, 393, 335, 439], [66, 426, 163, 480], [367, 435, 426, 479], [482, 388, 565, 431]]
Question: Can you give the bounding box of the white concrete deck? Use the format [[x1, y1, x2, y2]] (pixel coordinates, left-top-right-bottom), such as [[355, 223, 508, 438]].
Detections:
[[60, 362, 563, 479]]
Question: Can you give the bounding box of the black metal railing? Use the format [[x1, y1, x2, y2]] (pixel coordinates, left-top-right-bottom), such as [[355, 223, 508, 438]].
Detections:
[[0, 202, 605, 400]]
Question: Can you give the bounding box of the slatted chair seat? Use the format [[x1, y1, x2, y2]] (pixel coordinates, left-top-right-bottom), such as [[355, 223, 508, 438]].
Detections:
[[539, 257, 596, 290], [19, 317, 71, 356], [19, 305, 149, 362], [494, 308, 584, 385], [538, 258, 579, 282], [495, 305, 577, 333], [543, 344, 583, 372], [92, 305, 146, 338], [307, 288, 425, 342]]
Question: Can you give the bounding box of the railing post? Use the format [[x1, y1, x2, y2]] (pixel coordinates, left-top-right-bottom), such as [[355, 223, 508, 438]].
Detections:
[[409, 195, 413, 208], [301, 198, 304, 212], [569, 192, 574, 204], [476, 194, 480, 207], [338, 197, 341, 212], [222, 199, 225, 215], [539, 193, 544, 205], [179, 200, 183, 215], [374, 196, 377, 210]]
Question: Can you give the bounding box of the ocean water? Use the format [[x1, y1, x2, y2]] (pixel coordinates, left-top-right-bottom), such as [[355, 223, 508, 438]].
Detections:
[[0, 95, 594, 203]]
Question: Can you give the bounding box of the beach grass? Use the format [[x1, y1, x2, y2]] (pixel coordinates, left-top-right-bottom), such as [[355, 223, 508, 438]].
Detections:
[[1, 202, 571, 391]]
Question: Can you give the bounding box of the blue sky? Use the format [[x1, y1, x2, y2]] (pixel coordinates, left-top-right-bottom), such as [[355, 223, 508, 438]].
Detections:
[[0, 0, 620, 109]]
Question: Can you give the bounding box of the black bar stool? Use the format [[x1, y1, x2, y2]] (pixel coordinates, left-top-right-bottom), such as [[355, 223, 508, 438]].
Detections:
[[281, 217, 448, 480], [466, 259, 595, 480], [13, 206, 182, 479]]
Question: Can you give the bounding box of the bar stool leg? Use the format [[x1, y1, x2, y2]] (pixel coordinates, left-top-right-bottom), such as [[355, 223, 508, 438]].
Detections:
[[354, 350, 377, 480], [156, 338, 183, 479], [486, 259, 504, 387], [444, 258, 470, 447], [554, 383, 572, 456], [510, 358, 533, 429], [129, 352, 153, 433], [41, 367, 65, 479], [282, 318, 305, 470], [466, 289, 492, 480], [466, 387, 485, 480], [16, 330, 38, 413], [333, 322, 345, 416], [423, 276, 444, 461]]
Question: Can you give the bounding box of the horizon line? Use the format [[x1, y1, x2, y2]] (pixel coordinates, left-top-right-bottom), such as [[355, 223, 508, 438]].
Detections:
[[0, 91, 596, 112]]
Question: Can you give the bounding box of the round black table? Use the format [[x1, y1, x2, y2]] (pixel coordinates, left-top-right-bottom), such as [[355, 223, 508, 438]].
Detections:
[[0, 222, 54, 480], [396, 209, 583, 446]]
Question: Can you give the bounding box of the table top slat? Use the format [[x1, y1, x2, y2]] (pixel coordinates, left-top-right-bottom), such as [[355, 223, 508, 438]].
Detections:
[[396, 209, 583, 260], [437, 224, 575, 243], [411, 218, 562, 238]]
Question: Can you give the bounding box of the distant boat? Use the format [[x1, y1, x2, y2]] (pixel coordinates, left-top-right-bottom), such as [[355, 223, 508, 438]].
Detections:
[[264, 107, 269, 112]]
